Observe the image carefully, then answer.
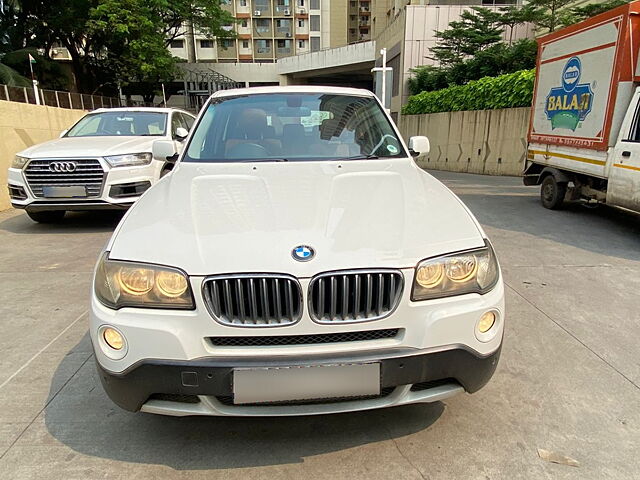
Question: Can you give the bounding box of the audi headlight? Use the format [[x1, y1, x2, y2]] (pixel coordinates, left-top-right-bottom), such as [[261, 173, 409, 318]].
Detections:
[[104, 152, 152, 167], [12, 155, 30, 169], [412, 242, 499, 301], [94, 253, 194, 309]]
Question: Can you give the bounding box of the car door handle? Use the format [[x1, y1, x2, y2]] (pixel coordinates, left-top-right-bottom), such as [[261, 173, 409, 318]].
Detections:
[[622, 151, 631, 157]]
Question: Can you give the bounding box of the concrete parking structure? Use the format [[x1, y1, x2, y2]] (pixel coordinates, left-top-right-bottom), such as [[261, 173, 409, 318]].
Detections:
[[0, 171, 638, 479]]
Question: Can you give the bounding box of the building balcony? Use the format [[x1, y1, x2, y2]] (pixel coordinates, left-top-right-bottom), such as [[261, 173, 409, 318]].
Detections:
[[254, 25, 273, 37], [254, 44, 273, 58], [217, 44, 237, 59], [274, 4, 293, 16], [253, 4, 272, 16]]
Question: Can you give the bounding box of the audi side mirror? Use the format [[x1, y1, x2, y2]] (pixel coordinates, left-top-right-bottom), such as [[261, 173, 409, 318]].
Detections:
[[408, 136, 430, 157], [152, 140, 177, 161]]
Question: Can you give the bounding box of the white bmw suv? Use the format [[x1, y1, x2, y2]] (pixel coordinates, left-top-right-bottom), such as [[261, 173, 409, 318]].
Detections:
[[91, 87, 504, 417], [7, 107, 195, 223]]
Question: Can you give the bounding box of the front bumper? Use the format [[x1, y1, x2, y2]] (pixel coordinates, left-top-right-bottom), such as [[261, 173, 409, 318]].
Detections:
[[7, 158, 162, 211], [96, 345, 501, 416]]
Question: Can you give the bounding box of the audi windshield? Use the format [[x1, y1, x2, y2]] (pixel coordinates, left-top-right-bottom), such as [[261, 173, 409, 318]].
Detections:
[[65, 111, 168, 137], [184, 93, 406, 163]]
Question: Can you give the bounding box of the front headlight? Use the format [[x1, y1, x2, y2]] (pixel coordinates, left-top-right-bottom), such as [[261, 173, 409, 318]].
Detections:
[[104, 152, 153, 167], [412, 242, 499, 301], [12, 155, 30, 169], [94, 252, 194, 309]]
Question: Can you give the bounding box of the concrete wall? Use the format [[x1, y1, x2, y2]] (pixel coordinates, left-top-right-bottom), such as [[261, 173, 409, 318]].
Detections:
[[399, 107, 530, 176], [0, 100, 86, 211]]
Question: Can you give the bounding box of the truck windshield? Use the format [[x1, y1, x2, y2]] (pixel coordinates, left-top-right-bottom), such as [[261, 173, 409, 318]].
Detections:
[[66, 112, 168, 137], [184, 93, 405, 162]]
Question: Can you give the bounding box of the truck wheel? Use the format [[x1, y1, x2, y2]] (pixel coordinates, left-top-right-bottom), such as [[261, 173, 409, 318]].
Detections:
[[540, 175, 567, 210], [26, 210, 66, 223]]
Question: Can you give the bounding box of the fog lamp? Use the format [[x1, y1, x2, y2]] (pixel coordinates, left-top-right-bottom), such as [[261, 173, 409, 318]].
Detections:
[[103, 327, 124, 350], [478, 311, 496, 334]]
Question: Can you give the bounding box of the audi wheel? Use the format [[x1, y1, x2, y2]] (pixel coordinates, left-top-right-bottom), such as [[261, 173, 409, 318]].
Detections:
[[26, 210, 66, 223]]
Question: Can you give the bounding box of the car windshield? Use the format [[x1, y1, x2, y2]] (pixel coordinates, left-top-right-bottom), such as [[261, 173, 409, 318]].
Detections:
[[66, 111, 167, 137], [184, 93, 405, 162]]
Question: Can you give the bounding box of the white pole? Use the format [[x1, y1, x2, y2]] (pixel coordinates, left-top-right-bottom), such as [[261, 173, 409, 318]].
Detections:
[[161, 83, 167, 106], [380, 48, 387, 111], [32, 79, 40, 105]]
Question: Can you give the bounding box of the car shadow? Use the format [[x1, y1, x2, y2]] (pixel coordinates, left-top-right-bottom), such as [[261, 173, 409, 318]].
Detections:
[[0, 210, 124, 234], [429, 170, 640, 262], [43, 334, 446, 470]]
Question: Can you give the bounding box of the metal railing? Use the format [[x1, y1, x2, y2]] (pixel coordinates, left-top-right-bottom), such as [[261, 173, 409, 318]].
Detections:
[[0, 84, 148, 110]]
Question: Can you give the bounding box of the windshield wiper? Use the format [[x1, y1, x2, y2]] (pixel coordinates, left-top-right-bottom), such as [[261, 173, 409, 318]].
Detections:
[[240, 158, 289, 163], [339, 154, 380, 160]]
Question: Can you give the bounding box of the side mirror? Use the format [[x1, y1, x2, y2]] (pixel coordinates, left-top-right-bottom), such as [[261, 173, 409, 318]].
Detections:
[[152, 139, 177, 161], [175, 127, 189, 141], [408, 136, 430, 157], [59, 129, 68, 138]]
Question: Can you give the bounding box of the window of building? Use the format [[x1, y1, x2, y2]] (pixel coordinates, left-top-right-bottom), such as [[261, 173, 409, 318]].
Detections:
[[350, 15, 356, 21], [298, 19, 304, 27], [310, 0, 319, 9], [276, 0, 290, 6], [256, 18, 270, 32], [256, 39, 271, 53], [241, 19, 248, 27], [350, 1, 356, 6], [170, 39, 184, 49], [298, 0, 304, 6], [310, 15, 320, 31], [298, 40, 305, 48], [310, 36, 320, 52], [221, 39, 235, 49], [240, 0, 247, 5], [220, 0, 231, 4], [200, 40, 214, 48], [242, 40, 250, 48]]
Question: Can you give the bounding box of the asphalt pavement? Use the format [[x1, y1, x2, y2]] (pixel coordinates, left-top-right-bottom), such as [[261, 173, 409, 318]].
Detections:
[[0, 170, 638, 479]]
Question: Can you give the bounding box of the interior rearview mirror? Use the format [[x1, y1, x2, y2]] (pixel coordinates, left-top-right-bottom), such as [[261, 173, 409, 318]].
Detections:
[[175, 127, 189, 140], [408, 136, 430, 157], [152, 140, 177, 161]]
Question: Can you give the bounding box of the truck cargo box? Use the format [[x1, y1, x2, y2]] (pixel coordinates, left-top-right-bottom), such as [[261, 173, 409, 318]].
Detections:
[[528, 2, 640, 151]]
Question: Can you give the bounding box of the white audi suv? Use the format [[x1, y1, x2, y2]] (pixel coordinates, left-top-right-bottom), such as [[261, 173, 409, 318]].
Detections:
[[7, 107, 195, 222]]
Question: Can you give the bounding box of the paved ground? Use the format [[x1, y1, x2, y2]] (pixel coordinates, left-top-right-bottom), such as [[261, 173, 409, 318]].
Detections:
[[0, 170, 639, 480]]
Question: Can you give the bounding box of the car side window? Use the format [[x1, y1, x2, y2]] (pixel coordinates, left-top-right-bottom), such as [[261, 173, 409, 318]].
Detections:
[[181, 113, 195, 131], [171, 113, 184, 139], [625, 99, 640, 142]]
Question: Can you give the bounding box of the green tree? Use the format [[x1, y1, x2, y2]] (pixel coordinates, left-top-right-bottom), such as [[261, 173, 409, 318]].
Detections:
[[8, 0, 234, 95], [560, 0, 630, 27], [526, 0, 575, 32], [430, 7, 504, 67]]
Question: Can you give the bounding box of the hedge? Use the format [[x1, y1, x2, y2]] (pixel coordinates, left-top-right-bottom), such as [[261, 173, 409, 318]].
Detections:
[[402, 69, 535, 115]]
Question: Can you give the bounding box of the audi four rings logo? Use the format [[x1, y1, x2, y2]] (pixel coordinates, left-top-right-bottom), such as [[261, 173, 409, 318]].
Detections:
[[49, 161, 77, 173]]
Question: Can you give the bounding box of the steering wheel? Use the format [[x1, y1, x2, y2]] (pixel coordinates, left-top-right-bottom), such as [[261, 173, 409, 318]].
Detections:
[[227, 142, 269, 159], [370, 134, 398, 156]]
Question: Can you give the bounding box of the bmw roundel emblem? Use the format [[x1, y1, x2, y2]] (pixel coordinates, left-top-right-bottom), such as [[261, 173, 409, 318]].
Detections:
[[292, 245, 315, 262]]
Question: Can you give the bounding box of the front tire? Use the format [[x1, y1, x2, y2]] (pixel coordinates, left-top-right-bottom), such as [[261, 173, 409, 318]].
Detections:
[[26, 210, 66, 223], [540, 175, 567, 210]]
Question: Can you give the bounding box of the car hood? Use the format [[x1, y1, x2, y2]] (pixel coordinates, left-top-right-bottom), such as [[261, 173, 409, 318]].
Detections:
[[108, 160, 485, 276], [18, 136, 159, 158]]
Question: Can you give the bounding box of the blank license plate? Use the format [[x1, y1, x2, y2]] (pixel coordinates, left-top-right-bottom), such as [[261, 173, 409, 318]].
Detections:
[[42, 186, 87, 198], [233, 363, 380, 405]]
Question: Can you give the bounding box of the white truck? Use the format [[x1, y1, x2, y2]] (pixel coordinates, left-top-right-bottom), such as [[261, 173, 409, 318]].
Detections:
[[525, 1, 640, 211]]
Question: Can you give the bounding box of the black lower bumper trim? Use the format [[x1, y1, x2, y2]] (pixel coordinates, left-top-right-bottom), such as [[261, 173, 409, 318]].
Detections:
[[96, 346, 501, 412], [15, 201, 134, 212]]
